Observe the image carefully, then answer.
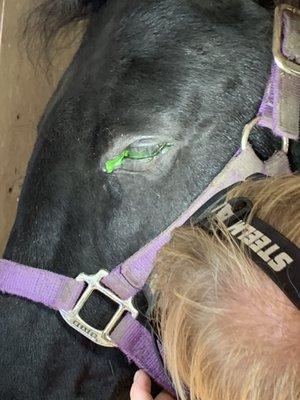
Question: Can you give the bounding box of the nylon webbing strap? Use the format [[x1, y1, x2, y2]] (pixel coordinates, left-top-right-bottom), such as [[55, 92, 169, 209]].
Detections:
[[0, 259, 84, 311], [259, 2, 300, 139]]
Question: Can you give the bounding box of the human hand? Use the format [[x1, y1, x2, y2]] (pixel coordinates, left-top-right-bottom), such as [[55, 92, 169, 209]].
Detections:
[[130, 370, 175, 400]]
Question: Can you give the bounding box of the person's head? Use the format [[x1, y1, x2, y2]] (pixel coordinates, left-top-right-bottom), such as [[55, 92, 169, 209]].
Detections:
[[151, 174, 300, 400]]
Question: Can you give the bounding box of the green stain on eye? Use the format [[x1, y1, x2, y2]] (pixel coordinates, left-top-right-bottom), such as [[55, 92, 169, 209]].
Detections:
[[104, 149, 129, 174], [104, 143, 173, 173]]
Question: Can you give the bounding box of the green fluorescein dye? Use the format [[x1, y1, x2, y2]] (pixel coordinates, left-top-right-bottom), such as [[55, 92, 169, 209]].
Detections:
[[104, 149, 129, 174], [104, 143, 173, 173]]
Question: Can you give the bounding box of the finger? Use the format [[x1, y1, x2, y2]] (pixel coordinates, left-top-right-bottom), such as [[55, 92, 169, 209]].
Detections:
[[134, 370, 152, 392], [130, 371, 153, 400], [156, 391, 176, 400]]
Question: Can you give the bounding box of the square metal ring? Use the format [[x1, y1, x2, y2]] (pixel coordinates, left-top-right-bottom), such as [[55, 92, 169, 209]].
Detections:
[[60, 269, 138, 347]]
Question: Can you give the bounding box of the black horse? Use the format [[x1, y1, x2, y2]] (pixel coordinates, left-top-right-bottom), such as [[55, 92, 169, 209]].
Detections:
[[1, 0, 299, 399]]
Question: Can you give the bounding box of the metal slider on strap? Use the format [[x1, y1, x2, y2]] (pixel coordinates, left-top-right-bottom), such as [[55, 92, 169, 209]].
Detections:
[[241, 117, 289, 153], [273, 4, 300, 76], [60, 269, 138, 347]]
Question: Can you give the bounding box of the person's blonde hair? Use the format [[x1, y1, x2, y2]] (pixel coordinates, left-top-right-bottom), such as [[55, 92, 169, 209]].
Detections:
[[151, 174, 300, 400]]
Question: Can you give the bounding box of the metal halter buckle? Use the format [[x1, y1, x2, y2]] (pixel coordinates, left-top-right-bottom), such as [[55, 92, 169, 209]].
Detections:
[[60, 269, 138, 347], [241, 116, 289, 153], [273, 4, 300, 76]]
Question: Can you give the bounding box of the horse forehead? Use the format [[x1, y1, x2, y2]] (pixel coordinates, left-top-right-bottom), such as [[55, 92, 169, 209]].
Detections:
[[39, 0, 271, 152], [87, 0, 267, 56]]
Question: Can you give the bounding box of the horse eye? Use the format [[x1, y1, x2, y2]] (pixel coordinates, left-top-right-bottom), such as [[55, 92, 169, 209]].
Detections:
[[104, 140, 173, 174]]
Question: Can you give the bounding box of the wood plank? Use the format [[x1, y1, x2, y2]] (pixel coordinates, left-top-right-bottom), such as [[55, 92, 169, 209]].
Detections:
[[0, 0, 80, 254]]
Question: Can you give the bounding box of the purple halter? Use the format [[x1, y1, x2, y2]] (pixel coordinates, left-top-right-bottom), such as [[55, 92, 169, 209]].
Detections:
[[0, 2, 299, 395], [259, 2, 300, 140]]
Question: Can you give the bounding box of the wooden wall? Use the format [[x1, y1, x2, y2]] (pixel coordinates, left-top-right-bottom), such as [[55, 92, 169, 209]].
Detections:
[[0, 0, 80, 254]]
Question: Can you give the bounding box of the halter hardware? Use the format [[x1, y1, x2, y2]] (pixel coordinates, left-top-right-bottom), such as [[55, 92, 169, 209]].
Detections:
[[273, 4, 300, 76], [60, 269, 138, 347], [241, 116, 289, 153]]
